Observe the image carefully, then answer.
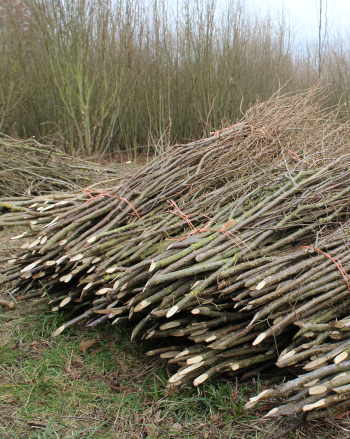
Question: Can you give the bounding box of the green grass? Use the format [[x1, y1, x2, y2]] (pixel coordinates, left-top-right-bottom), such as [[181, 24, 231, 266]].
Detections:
[[1, 301, 349, 439], [0, 304, 260, 438]]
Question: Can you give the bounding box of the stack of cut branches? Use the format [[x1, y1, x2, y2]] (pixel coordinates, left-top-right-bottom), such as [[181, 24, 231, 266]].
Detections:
[[0, 135, 126, 197], [0, 192, 85, 228], [2, 89, 350, 419]]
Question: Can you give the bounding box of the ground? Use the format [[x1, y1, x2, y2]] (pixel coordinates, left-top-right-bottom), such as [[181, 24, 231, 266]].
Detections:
[[1, 228, 350, 439]]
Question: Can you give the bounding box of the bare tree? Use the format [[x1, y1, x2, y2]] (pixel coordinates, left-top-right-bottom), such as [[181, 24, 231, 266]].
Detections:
[[317, 0, 328, 79], [0, 0, 31, 29]]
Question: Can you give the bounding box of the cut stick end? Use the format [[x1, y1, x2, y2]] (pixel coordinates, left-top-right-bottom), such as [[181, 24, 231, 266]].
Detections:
[[246, 390, 275, 409], [244, 401, 257, 409], [247, 389, 273, 408], [59, 297, 71, 308], [167, 306, 178, 318], [205, 335, 216, 342], [60, 274, 72, 283], [134, 300, 150, 313], [186, 355, 203, 365], [83, 282, 93, 292], [21, 261, 40, 273], [245, 395, 263, 409], [11, 232, 27, 240], [193, 374, 208, 386], [175, 349, 189, 359], [304, 379, 320, 388], [168, 373, 182, 384], [70, 253, 83, 262], [308, 385, 327, 395], [303, 400, 325, 412], [52, 325, 66, 337], [96, 288, 111, 296], [145, 330, 155, 340], [331, 372, 347, 383], [279, 350, 295, 361], [334, 352, 348, 364], [179, 362, 204, 376], [304, 358, 326, 370], [255, 280, 266, 290], [253, 333, 266, 346], [264, 408, 279, 418]]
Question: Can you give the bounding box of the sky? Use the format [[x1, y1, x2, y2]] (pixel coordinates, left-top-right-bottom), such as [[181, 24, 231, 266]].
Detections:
[[245, 0, 350, 41], [171, 1, 350, 46]]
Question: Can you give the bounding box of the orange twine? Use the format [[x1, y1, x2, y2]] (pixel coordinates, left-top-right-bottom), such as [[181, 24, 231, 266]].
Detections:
[[83, 188, 140, 218], [303, 245, 350, 290], [167, 199, 236, 242]]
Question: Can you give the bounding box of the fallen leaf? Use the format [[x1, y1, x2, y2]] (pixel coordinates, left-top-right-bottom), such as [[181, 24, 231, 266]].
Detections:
[[64, 355, 84, 380], [210, 414, 222, 425], [144, 424, 159, 437], [231, 390, 239, 400], [79, 338, 97, 353], [108, 382, 121, 391], [115, 357, 131, 374], [71, 356, 84, 368], [0, 394, 17, 404], [64, 365, 81, 380], [0, 299, 15, 310], [30, 340, 49, 352]]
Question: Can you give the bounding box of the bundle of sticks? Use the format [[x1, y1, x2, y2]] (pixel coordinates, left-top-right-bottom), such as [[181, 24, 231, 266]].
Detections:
[[3, 89, 350, 418], [0, 135, 125, 197]]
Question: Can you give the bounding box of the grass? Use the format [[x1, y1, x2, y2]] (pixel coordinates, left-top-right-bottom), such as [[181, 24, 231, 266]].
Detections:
[[0, 302, 258, 438], [1, 230, 350, 438]]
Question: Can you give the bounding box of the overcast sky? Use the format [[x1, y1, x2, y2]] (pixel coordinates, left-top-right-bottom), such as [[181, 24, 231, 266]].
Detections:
[[245, 0, 350, 41], [172, 1, 350, 44]]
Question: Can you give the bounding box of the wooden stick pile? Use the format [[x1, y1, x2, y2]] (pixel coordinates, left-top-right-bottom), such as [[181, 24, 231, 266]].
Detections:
[[3, 90, 350, 418], [0, 134, 125, 197]]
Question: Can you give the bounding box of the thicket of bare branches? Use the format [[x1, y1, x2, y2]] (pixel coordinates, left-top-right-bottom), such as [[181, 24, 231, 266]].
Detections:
[[1, 0, 349, 155]]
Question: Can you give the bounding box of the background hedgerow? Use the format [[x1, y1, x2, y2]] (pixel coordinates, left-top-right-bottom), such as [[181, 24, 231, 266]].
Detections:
[[1, 0, 350, 156]]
